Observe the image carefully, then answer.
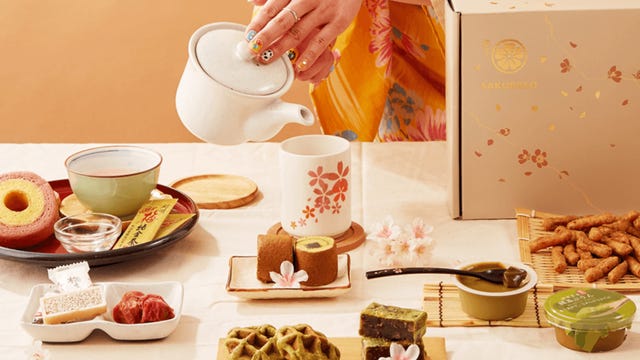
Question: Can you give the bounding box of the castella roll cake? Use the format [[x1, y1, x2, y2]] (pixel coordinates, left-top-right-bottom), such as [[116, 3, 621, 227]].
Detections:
[[294, 236, 338, 286], [256, 234, 295, 283], [0, 171, 60, 249]]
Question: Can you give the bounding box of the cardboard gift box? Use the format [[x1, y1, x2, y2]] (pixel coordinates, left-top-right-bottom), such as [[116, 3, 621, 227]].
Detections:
[[445, 0, 640, 219]]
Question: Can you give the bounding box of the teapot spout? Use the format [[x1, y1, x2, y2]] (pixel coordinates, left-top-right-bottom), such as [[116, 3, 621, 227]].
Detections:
[[244, 100, 315, 142]]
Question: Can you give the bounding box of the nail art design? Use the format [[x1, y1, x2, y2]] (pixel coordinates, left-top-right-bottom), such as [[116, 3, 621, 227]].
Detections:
[[287, 48, 299, 63], [246, 30, 257, 41], [297, 58, 309, 71], [249, 38, 263, 53], [260, 49, 274, 62]]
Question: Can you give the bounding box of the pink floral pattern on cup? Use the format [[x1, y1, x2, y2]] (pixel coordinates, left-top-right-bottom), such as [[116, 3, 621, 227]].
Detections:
[[288, 161, 350, 231]]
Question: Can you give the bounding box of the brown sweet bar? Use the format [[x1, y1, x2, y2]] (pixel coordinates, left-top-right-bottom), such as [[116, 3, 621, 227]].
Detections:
[[359, 303, 427, 343]]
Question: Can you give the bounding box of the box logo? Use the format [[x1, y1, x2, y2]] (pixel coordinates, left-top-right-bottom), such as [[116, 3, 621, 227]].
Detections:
[[491, 39, 527, 74]]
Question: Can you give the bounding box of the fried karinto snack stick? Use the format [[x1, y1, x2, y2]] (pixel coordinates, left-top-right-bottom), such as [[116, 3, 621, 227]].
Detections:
[[626, 256, 640, 278], [567, 213, 616, 230], [563, 243, 580, 266], [529, 230, 572, 253], [620, 210, 640, 223], [576, 232, 612, 258], [587, 226, 614, 241], [607, 231, 631, 245], [542, 215, 578, 231], [608, 261, 628, 284], [626, 225, 640, 238], [576, 247, 593, 261], [584, 256, 619, 282], [629, 235, 640, 259], [577, 258, 601, 272], [551, 246, 567, 273], [602, 238, 633, 257], [603, 219, 631, 232]]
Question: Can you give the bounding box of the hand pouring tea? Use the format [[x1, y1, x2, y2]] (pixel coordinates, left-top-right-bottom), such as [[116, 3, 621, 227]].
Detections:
[[366, 266, 529, 288], [176, 22, 315, 145]]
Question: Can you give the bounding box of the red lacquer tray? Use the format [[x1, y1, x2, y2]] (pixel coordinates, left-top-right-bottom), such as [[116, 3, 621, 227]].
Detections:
[[0, 179, 199, 267]]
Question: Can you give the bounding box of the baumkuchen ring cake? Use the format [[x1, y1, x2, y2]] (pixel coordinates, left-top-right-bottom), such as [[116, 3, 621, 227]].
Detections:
[[295, 236, 338, 286], [256, 234, 295, 283], [0, 171, 60, 249]]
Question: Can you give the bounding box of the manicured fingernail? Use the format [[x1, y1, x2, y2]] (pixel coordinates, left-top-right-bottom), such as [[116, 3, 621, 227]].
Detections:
[[287, 48, 299, 63], [249, 38, 263, 53], [297, 58, 309, 70], [245, 29, 257, 41], [260, 49, 274, 62]]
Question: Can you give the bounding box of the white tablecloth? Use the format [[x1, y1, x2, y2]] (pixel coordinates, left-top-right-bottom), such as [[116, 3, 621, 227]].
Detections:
[[0, 142, 638, 359]]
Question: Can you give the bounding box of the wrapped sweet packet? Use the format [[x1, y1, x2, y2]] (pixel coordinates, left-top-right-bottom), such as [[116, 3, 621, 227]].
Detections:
[[113, 198, 177, 249], [33, 261, 99, 324]]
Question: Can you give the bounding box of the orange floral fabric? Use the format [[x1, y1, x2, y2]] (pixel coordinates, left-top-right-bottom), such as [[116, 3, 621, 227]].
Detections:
[[310, 0, 446, 142]]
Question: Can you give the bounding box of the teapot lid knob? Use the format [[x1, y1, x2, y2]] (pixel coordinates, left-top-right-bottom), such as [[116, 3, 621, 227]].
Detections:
[[193, 23, 291, 96], [234, 41, 254, 62]]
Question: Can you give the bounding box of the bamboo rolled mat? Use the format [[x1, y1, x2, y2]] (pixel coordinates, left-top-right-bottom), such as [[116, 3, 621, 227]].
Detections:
[[516, 207, 640, 292], [423, 282, 552, 327]]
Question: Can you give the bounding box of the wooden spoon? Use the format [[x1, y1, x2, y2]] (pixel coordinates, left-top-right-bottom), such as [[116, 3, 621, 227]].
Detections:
[[365, 266, 528, 288]]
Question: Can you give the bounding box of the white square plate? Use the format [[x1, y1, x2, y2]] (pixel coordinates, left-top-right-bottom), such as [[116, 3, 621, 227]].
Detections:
[[226, 254, 351, 299], [21, 281, 183, 342]]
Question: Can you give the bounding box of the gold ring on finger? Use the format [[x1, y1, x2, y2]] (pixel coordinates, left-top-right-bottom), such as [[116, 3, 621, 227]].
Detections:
[[284, 7, 300, 23]]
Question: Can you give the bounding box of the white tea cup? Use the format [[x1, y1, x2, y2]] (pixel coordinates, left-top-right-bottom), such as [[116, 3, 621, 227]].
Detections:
[[279, 135, 351, 237]]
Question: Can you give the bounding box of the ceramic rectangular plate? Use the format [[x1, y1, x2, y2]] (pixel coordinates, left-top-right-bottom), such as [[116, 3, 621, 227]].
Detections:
[[226, 254, 351, 299], [20, 281, 183, 342]]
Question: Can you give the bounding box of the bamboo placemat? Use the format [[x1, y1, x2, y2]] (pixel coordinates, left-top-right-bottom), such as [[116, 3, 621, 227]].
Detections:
[[516, 207, 640, 292], [423, 282, 552, 328]]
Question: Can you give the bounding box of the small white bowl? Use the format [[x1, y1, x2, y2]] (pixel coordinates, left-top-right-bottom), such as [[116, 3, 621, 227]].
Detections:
[[54, 213, 122, 252], [453, 260, 538, 321]]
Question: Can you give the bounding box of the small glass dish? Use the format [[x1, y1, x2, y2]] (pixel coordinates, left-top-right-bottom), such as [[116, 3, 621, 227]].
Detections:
[[54, 213, 122, 253]]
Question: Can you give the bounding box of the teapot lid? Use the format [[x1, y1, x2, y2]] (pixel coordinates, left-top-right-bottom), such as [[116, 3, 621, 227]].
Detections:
[[194, 24, 290, 96]]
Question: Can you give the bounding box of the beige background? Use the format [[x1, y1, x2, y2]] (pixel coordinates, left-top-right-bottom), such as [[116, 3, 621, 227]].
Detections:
[[0, 0, 320, 143]]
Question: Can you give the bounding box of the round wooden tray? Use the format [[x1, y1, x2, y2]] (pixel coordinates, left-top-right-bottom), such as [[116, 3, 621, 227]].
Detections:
[[266, 221, 366, 253], [170, 174, 259, 209]]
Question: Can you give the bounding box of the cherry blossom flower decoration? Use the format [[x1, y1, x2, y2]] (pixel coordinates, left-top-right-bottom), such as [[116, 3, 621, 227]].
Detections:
[[379, 342, 421, 360], [367, 216, 434, 267], [269, 260, 308, 288], [25, 340, 50, 360]]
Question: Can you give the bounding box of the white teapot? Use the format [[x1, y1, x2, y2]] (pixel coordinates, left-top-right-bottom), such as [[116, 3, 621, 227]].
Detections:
[[176, 22, 315, 145]]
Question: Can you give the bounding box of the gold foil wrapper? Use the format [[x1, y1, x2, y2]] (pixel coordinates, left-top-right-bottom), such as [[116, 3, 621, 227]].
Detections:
[[113, 198, 177, 249]]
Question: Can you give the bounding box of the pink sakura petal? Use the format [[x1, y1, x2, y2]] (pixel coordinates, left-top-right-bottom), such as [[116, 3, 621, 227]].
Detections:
[[292, 269, 309, 283], [388, 342, 420, 360], [403, 344, 421, 360], [269, 261, 308, 288], [280, 260, 295, 276]]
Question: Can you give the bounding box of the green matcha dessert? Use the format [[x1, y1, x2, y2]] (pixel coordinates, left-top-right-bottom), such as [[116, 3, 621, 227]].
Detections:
[[359, 302, 427, 342], [361, 337, 425, 360]]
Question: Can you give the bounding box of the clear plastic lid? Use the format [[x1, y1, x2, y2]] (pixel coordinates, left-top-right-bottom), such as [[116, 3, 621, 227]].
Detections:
[[544, 288, 636, 331], [194, 24, 289, 96]]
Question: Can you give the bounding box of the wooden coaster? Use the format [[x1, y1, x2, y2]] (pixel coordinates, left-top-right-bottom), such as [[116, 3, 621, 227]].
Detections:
[[423, 282, 553, 328], [59, 193, 91, 217], [170, 174, 259, 209], [217, 337, 446, 360], [267, 222, 366, 253]]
